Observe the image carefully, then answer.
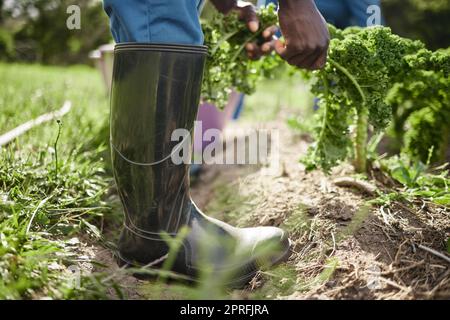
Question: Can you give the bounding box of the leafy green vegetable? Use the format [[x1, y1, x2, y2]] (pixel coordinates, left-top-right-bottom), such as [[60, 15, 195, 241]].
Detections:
[[202, 4, 283, 108], [302, 26, 429, 173], [298, 26, 449, 173], [388, 48, 450, 163], [202, 7, 450, 174]]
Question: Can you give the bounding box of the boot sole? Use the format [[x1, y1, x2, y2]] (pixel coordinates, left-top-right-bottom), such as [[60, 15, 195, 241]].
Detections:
[[115, 237, 294, 289]]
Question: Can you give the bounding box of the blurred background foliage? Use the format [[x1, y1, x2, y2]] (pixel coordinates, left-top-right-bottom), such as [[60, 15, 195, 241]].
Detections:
[[382, 0, 450, 50], [0, 0, 449, 65], [0, 0, 111, 64]]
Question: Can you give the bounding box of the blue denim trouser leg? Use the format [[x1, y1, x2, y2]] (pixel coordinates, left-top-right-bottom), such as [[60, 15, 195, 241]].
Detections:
[[314, 0, 383, 28], [344, 0, 384, 27], [103, 0, 204, 44], [262, 0, 383, 29]]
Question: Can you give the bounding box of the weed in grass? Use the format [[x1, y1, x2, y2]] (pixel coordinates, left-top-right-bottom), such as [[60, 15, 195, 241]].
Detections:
[[375, 153, 449, 206], [53, 120, 62, 181], [0, 63, 120, 299]]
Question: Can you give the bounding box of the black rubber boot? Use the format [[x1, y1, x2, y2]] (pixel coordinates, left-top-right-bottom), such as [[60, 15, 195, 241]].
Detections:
[[110, 43, 292, 288]]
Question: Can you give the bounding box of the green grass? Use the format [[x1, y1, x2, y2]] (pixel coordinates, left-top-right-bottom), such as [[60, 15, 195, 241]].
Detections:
[[0, 62, 353, 300], [0, 62, 311, 300], [0, 62, 310, 300], [0, 63, 120, 299]]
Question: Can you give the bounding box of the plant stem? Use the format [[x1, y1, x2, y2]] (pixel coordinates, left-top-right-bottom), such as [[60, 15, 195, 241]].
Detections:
[[210, 29, 241, 56], [328, 58, 368, 173], [312, 75, 330, 160], [328, 58, 366, 104], [355, 107, 369, 173], [54, 120, 62, 180], [229, 31, 262, 65]]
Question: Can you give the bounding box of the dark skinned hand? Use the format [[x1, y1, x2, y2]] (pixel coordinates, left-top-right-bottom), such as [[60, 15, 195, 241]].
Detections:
[[276, 0, 330, 70]]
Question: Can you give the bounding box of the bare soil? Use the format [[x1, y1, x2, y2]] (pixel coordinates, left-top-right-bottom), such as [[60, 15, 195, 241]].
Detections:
[[91, 117, 450, 300]]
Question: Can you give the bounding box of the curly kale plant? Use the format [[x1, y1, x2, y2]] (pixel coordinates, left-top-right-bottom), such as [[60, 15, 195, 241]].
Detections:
[[202, 4, 283, 108], [202, 7, 450, 173], [302, 26, 429, 173]]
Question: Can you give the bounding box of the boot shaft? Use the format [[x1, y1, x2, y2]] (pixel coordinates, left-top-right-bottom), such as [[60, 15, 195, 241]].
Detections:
[[110, 43, 207, 236]]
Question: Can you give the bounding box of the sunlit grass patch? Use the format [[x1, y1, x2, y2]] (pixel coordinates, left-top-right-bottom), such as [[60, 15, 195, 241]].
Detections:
[[0, 63, 117, 299]]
